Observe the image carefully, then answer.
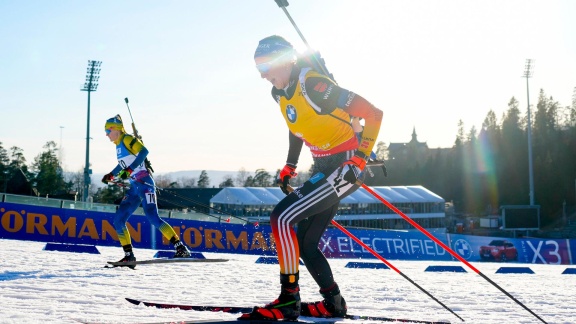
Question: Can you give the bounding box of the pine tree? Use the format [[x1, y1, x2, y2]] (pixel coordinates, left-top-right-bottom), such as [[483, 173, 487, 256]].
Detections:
[[252, 169, 272, 187], [31, 141, 68, 196], [219, 176, 234, 188], [197, 170, 210, 188], [0, 142, 9, 192]]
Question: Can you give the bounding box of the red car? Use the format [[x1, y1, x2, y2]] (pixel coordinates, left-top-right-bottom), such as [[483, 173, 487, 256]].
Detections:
[[479, 240, 518, 262]]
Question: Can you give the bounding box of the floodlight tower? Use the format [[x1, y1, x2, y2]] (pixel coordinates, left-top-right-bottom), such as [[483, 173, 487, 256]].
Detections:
[[80, 60, 102, 202], [523, 59, 535, 206]]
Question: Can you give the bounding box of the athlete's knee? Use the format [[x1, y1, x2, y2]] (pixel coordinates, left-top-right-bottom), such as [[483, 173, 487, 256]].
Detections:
[[143, 204, 159, 217], [145, 214, 165, 228], [299, 242, 324, 260]]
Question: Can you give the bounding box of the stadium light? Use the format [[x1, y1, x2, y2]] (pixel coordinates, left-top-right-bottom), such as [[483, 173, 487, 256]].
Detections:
[[80, 60, 102, 202], [523, 59, 535, 206]]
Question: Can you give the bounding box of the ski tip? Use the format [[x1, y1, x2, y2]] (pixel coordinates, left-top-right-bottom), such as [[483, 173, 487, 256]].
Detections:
[[104, 263, 136, 270], [125, 297, 141, 305]]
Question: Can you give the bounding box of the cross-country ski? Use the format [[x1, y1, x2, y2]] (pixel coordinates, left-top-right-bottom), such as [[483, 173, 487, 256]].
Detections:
[[105, 258, 229, 268], [72, 318, 337, 324], [125, 297, 451, 324]]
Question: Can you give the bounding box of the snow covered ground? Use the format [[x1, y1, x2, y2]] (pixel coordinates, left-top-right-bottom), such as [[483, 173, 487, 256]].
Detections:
[[0, 238, 573, 324]]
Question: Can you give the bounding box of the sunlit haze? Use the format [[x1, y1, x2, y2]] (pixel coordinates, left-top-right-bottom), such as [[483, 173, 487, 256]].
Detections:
[[1, 0, 575, 176]]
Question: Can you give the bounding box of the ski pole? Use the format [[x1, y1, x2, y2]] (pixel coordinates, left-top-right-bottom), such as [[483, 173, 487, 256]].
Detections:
[[361, 184, 548, 324], [108, 177, 239, 223], [330, 219, 464, 322], [107, 180, 128, 188], [131, 177, 252, 224]]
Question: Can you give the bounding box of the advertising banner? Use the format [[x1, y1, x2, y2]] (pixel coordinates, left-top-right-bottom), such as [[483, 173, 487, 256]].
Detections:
[[1, 201, 574, 264], [0, 202, 277, 254], [321, 227, 452, 260], [447, 234, 574, 265]]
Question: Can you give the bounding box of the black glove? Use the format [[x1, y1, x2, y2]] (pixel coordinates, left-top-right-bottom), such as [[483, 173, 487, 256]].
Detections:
[[277, 164, 297, 195], [101, 173, 114, 184], [340, 153, 368, 185]]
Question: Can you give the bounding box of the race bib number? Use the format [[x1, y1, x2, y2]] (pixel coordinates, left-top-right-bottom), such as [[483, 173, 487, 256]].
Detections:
[[326, 165, 357, 197], [145, 192, 156, 205]]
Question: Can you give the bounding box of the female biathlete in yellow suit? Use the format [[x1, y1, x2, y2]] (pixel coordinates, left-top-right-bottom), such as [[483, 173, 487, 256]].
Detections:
[[102, 115, 190, 267], [242, 36, 383, 321]]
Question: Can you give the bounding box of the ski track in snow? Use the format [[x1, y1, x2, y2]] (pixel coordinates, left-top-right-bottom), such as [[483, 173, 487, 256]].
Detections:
[[0, 239, 573, 324]]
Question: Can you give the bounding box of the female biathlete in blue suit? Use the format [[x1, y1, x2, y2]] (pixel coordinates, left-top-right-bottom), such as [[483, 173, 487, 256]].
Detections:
[[102, 115, 190, 267]]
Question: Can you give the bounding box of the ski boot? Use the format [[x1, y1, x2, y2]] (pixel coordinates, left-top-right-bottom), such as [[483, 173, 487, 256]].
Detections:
[[239, 273, 301, 321], [171, 238, 191, 258], [301, 283, 347, 318], [116, 244, 136, 269]]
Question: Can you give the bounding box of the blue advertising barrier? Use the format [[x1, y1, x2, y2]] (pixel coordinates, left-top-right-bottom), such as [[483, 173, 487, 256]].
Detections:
[[345, 262, 389, 269], [255, 256, 304, 265], [1, 201, 575, 264], [43, 242, 100, 254], [425, 265, 466, 273], [153, 251, 206, 259], [495, 267, 534, 274]]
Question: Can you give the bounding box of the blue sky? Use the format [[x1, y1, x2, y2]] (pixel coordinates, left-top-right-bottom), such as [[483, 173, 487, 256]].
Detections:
[[1, 0, 575, 176]]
